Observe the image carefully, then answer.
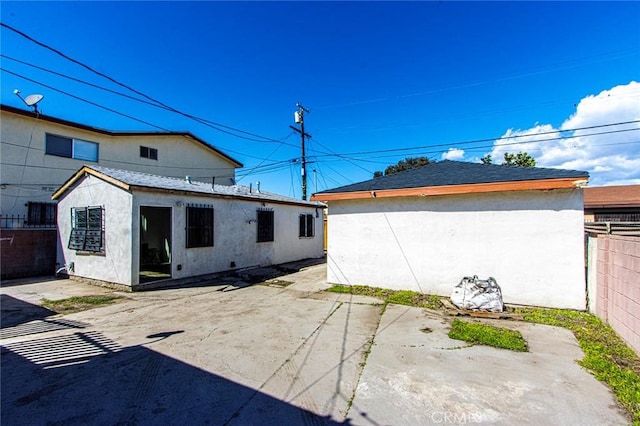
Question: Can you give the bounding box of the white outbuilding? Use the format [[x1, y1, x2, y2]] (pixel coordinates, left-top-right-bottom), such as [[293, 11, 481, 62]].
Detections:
[[312, 160, 589, 310], [52, 165, 325, 290]]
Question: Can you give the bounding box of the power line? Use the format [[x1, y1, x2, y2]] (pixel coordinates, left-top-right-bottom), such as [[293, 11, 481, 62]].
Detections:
[[2, 68, 295, 160], [308, 136, 375, 175], [0, 23, 294, 144], [2, 68, 171, 131], [235, 160, 296, 178], [1, 64, 291, 144], [236, 135, 292, 183], [309, 120, 640, 160], [315, 47, 640, 110], [0, 139, 246, 171]]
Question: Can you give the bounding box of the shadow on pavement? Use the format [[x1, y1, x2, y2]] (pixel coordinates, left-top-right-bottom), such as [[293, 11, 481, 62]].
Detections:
[[1, 294, 58, 328], [1, 329, 348, 425], [0, 276, 58, 288]]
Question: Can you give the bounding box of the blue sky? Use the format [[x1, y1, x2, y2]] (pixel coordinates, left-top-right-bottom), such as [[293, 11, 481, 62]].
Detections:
[[2, 1, 639, 197]]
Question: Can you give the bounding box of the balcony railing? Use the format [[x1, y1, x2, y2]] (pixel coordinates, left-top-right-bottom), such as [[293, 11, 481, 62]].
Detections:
[[0, 215, 57, 229]]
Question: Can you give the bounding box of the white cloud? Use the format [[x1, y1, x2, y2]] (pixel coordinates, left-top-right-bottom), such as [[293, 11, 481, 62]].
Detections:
[[484, 81, 640, 186], [442, 148, 465, 160]]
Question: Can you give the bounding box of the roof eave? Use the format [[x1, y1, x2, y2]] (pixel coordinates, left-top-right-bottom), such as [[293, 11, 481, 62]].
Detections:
[[311, 177, 588, 202], [52, 166, 130, 200], [127, 185, 325, 208]]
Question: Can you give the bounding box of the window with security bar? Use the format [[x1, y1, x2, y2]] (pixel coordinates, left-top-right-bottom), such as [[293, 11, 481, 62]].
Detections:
[[186, 205, 214, 248], [27, 202, 57, 226], [299, 214, 314, 238], [257, 209, 274, 242], [68, 206, 104, 253]]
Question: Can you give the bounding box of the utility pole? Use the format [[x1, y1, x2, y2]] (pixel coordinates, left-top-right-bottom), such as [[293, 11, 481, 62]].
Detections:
[[290, 102, 311, 200]]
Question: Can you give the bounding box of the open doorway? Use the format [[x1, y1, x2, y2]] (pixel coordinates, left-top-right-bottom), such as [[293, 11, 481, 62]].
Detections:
[[139, 206, 172, 283]]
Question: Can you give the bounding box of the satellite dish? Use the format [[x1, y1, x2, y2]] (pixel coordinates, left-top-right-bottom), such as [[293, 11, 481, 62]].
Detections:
[[13, 89, 44, 113], [24, 94, 44, 107]]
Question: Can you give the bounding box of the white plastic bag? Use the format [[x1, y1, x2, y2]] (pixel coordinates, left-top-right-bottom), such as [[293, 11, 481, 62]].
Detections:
[[450, 275, 504, 312]]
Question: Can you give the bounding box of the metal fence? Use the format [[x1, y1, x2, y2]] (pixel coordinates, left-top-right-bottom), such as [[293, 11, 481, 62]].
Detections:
[[0, 215, 57, 229], [584, 222, 640, 236]]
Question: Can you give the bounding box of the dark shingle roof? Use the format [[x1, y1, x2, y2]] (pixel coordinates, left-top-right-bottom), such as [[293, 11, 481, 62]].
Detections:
[[317, 160, 588, 194]]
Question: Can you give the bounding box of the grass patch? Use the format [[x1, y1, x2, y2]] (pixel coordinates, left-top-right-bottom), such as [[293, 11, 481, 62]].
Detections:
[[448, 318, 527, 352], [326, 285, 442, 310], [515, 307, 640, 424], [41, 295, 123, 314], [263, 279, 294, 287]]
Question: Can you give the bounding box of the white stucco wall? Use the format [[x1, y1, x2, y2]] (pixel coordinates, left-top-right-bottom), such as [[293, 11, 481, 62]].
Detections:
[[57, 176, 324, 287], [56, 175, 134, 286], [132, 193, 324, 284], [1, 110, 238, 218], [326, 189, 586, 309]]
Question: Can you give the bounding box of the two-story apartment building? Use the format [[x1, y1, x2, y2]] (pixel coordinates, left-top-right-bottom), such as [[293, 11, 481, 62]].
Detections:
[[1, 104, 242, 278], [1, 104, 242, 224]]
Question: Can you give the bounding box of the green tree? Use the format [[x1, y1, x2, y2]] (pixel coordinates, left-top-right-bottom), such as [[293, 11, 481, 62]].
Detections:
[[481, 152, 536, 167], [373, 156, 430, 177], [481, 154, 492, 165], [503, 152, 536, 167]]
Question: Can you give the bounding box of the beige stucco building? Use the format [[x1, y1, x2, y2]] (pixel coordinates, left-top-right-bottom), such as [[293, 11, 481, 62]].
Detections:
[[1, 104, 242, 226]]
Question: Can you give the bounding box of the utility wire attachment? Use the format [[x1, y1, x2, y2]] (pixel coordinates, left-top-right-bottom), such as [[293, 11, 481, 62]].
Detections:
[[291, 102, 312, 200]]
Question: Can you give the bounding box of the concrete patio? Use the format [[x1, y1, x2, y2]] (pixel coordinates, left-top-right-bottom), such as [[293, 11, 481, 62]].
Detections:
[[0, 261, 630, 425]]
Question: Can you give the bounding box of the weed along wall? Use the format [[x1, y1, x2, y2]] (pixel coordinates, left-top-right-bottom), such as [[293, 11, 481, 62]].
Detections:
[[326, 189, 586, 310], [595, 235, 640, 355]]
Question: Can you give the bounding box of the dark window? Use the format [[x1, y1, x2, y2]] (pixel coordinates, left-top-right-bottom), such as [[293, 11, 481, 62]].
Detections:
[[257, 209, 274, 242], [140, 146, 158, 160], [45, 133, 99, 162], [299, 214, 314, 237], [186, 206, 214, 248], [68, 206, 104, 253], [46, 134, 72, 158], [27, 202, 57, 226]]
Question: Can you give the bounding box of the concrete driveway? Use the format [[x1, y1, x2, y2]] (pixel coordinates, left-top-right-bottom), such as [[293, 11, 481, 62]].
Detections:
[[0, 261, 630, 425]]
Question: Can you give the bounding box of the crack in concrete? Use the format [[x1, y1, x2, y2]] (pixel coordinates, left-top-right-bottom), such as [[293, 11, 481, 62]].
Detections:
[[344, 303, 387, 420], [221, 301, 345, 425]]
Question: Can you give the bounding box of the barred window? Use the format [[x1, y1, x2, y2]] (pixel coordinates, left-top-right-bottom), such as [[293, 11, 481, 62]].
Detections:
[[27, 202, 57, 226], [186, 205, 214, 248], [68, 206, 104, 253], [299, 214, 314, 238], [257, 209, 274, 242]]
